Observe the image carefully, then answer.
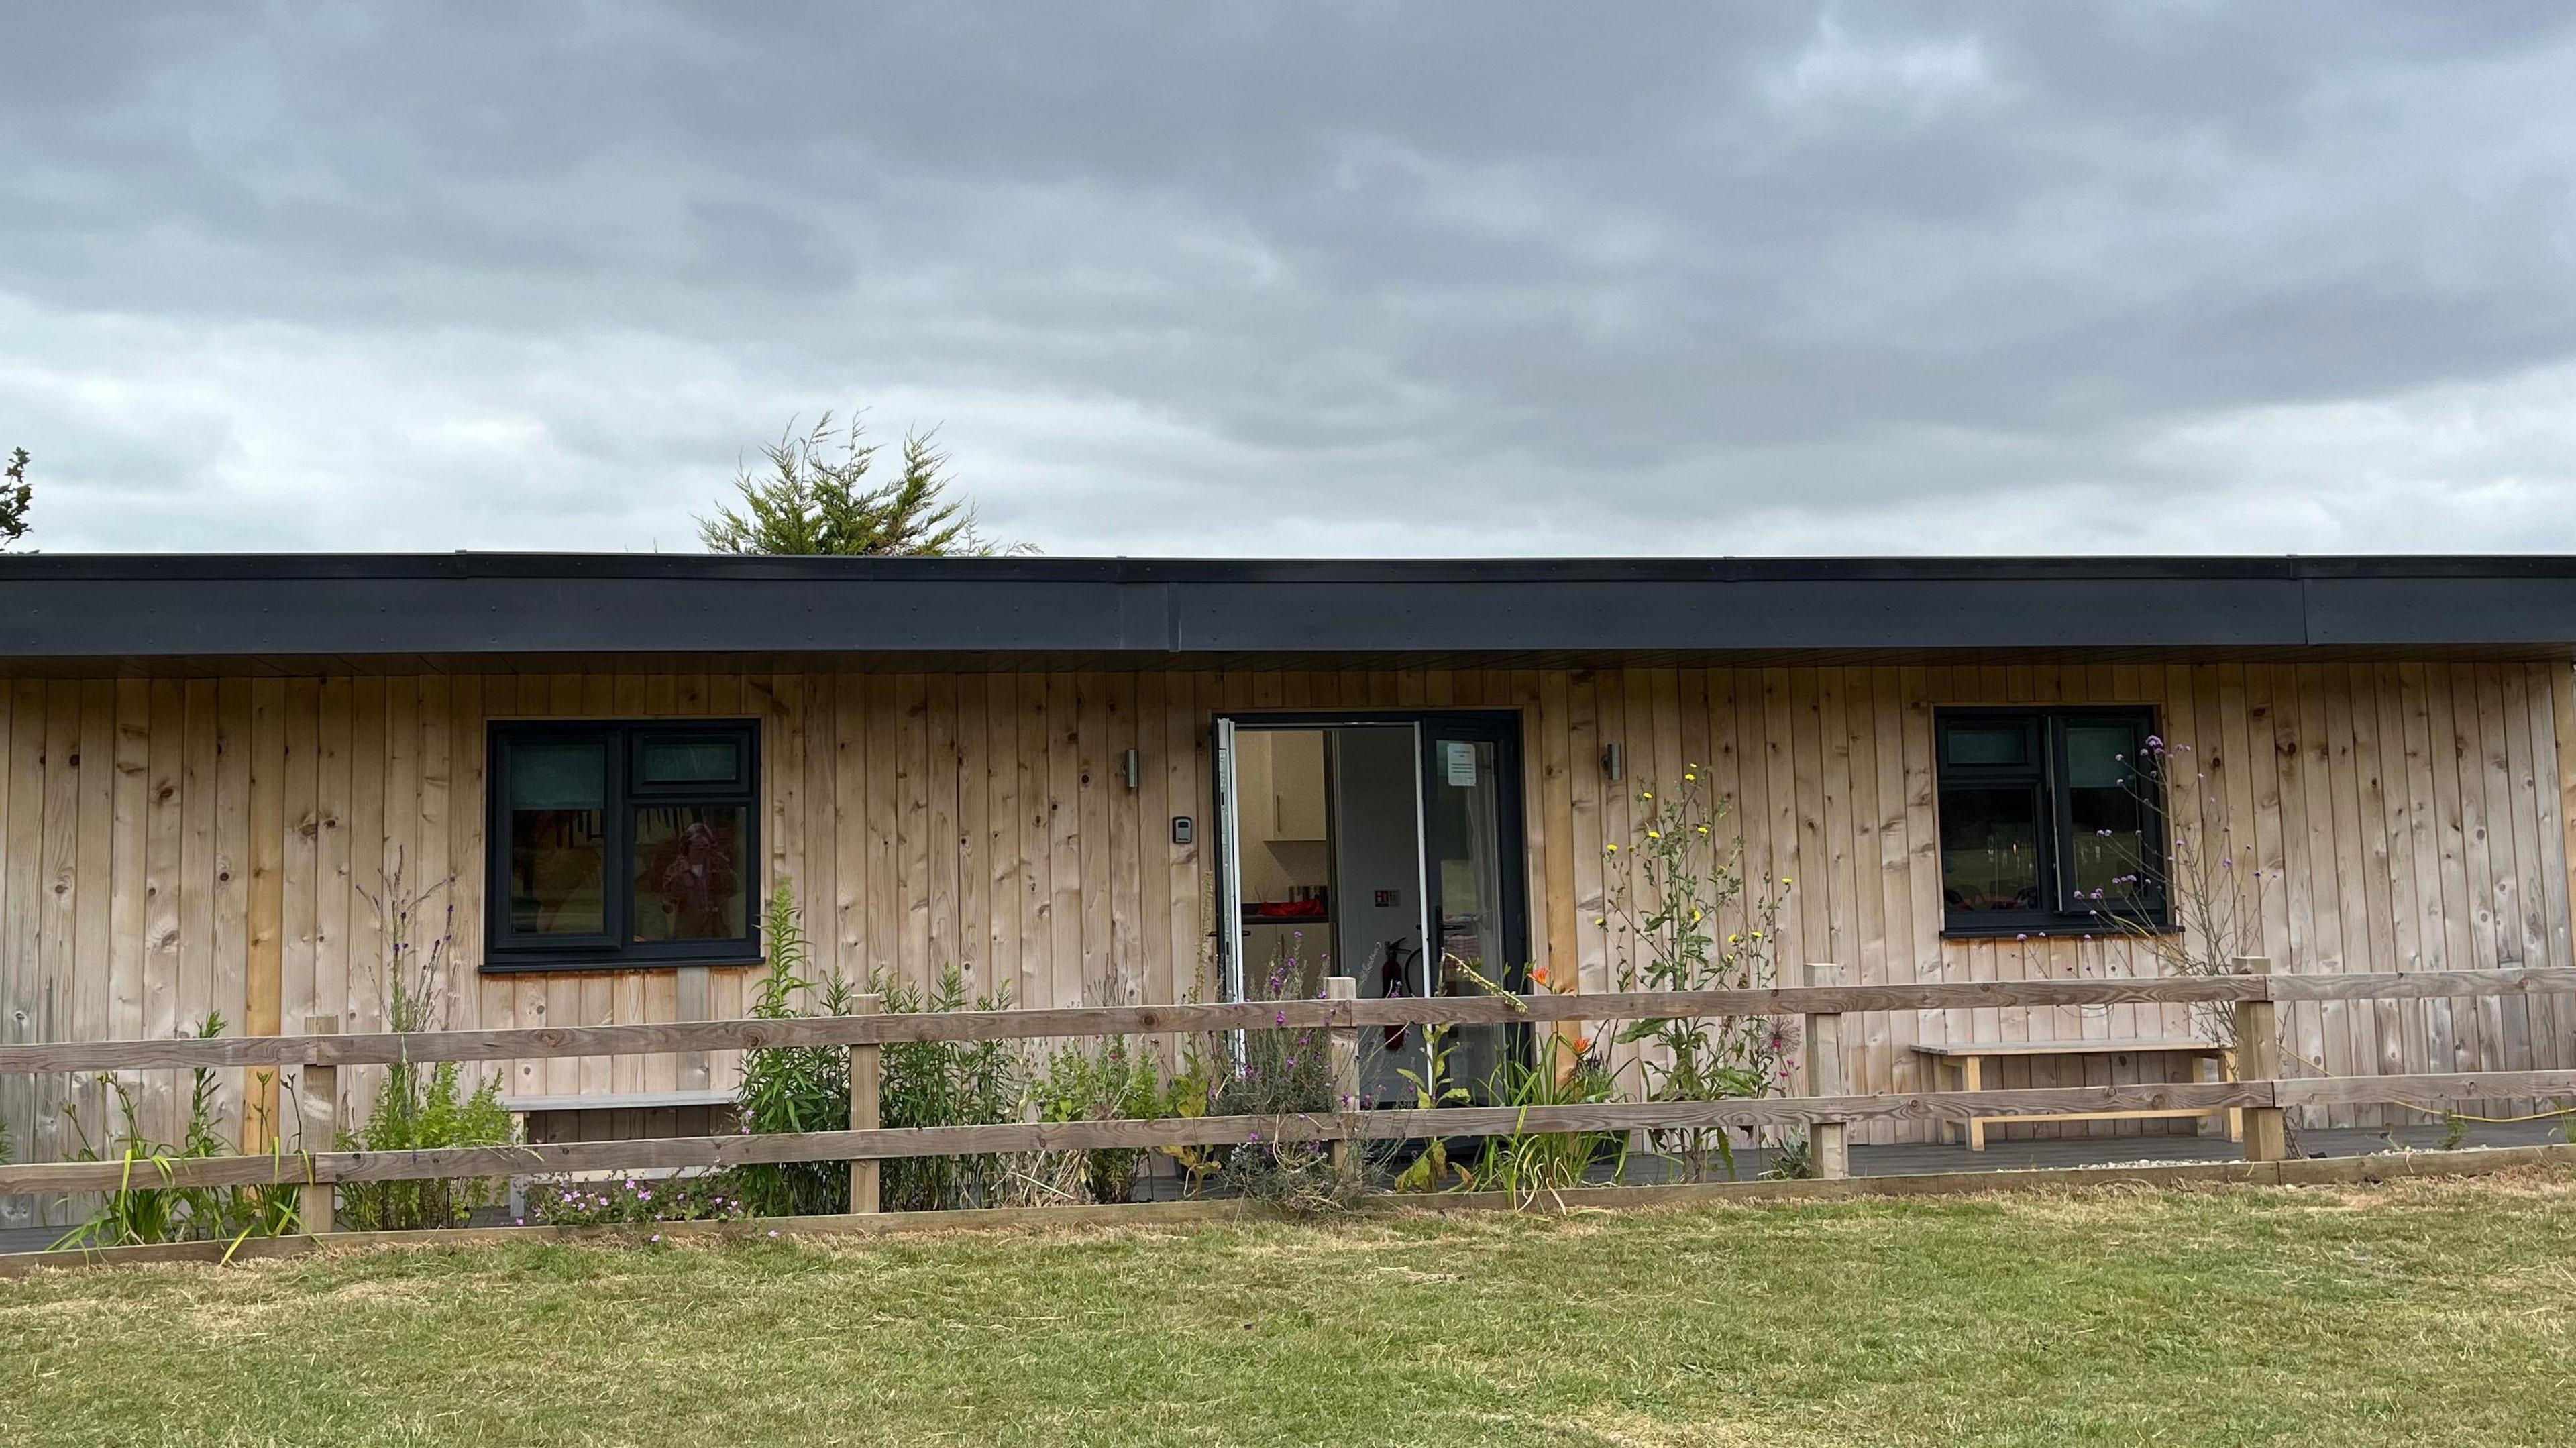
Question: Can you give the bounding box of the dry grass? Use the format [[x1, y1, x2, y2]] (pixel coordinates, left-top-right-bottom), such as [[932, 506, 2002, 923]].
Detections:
[[3, 1170, 2573, 1446]]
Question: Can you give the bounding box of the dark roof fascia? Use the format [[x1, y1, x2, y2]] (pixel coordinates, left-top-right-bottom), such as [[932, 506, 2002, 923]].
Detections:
[[3, 553, 2575, 663]]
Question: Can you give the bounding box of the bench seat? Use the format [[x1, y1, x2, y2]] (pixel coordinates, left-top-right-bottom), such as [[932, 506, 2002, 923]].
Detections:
[[1911, 1039, 2239, 1150]]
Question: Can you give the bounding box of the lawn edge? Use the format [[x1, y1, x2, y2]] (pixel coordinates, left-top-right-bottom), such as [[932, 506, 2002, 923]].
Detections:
[[5, 1140, 2570, 1278]]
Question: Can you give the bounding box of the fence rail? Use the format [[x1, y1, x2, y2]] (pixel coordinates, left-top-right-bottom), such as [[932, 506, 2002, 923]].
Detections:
[[3, 967, 2571, 1075], [2, 962, 2573, 1211]]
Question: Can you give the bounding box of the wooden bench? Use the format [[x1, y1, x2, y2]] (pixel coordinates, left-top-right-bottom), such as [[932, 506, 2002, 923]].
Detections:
[[1911, 1040, 2239, 1150]]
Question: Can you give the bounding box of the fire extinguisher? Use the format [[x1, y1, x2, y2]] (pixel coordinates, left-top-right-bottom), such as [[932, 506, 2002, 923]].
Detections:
[[1377, 939, 1419, 1051]]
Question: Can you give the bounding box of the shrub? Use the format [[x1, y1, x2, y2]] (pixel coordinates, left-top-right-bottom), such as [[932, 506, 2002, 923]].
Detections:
[[734, 881, 1023, 1215], [1603, 769, 1796, 1181], [1209, 953, 1355, 1212], [1028, 1037, 1162, 1205], [733, 883, 859, 1217], [337, 861, 515, 1232], [877, 965, 1020, 1211]]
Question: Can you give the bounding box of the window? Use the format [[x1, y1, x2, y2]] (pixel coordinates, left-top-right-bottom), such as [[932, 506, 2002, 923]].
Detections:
[[486, 720, 759, 970], [1935, 708, 2166, 936]]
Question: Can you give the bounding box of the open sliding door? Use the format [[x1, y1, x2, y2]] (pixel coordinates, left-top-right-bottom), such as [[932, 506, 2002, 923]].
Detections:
[[1210, 715, 1246, 1004]]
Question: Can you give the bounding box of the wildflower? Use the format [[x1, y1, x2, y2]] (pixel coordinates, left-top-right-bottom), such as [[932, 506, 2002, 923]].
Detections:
[[1595, 916, 1606, 927], [1532, 965, 1550, 987], [768, 1229, 780, 1239], [1605, 843, 1619, 854], [651, 1233, 661, 1243], [1647, 829, 1662, 840], [1696, 825, 1709, 835], [2145, 734, 2163, 749], [1642, 791, 1653, 801], [1572, 1035, 1595, 1054], [1782, 876, 1793, 886]]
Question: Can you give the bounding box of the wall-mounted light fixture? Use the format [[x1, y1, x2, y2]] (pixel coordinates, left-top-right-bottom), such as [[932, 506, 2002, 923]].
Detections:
[[1603, 742, 1624, 782], [1122, 747, 1142, 789]]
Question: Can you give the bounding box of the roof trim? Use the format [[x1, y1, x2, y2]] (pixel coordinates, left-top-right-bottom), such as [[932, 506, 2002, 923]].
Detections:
[[3, 553, 2575, 663]]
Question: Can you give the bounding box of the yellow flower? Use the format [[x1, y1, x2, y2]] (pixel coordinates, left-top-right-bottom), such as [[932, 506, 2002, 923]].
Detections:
[[1605, 843, 1619, 854], [1595, 916, 1607, 927], [1647, 829, 1661, 840], [1727, 932, 1739, 944], [1781, 876, 1794, 886], [1696, 825, 1709, 835], [1684, 772, 1696, 783], [1690, 909, 1703, 922]]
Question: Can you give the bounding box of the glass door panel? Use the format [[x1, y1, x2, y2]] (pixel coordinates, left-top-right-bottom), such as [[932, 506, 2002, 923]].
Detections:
[[1424, 722, 1525, 1104]]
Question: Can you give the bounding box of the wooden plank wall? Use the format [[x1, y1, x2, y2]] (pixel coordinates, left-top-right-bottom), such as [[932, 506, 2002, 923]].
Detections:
[[3, 661, 2572, 1220]]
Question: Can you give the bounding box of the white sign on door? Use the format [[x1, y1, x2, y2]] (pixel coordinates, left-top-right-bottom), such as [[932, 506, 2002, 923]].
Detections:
[[1442, 740, 1477, 787]]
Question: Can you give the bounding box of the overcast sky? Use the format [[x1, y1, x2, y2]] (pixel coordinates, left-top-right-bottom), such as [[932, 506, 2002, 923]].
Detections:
[[7, 4, 2576, 558]]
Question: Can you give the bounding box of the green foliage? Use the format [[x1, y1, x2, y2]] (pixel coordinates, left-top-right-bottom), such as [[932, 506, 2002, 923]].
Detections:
[[1030, 1038, 1162, 1204], [1210, 956, 1354, 1211], [53, 1015, 301, 1250], [1759, 1128, 1816, 1181], [1604, 768, 1796, 1181], [1472, 1041, 1625, 1203], [1, 447, 28, 550], [698, 412, 1021, 557], [1389, 1023, 1472, 1194], [877, 965, 1020, 1212], [335, 1063, 515, 1232], [337, 860, 515, 1232], [734, 882, 1023, 1215], [525, 1173, 752, 1227], [733, 882, 860, 1216]]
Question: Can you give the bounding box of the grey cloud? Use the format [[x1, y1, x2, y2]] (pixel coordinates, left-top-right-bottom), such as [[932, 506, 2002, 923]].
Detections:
[[5, 3, 2576, 555]]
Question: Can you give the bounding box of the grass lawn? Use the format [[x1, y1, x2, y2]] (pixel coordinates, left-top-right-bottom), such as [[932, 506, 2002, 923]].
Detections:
[[3, 1170, 2572, 1447]]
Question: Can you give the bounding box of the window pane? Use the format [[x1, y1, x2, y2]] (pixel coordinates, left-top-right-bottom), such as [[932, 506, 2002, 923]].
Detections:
[[2064, 724, 2151, 908], [640, 738, 739, 785], [1939, 784, 2043, 913], [631, 805, 749, 942], [1943, 722, 2031, 768], [508, 742, 606, 936]]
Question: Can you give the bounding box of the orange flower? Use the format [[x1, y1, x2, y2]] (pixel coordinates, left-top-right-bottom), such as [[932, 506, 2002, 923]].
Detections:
[[1530, 964, 1550, 987], [1572, 1034, 1595, 1054]]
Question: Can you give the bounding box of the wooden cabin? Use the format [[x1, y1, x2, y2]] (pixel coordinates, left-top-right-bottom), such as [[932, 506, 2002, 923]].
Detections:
[[3, 553, 2573, 1214]]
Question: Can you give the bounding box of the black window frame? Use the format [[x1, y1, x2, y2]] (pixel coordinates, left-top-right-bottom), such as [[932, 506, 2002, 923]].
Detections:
[[1934, 706, 2169, 937], [484, 718, 761, 973]]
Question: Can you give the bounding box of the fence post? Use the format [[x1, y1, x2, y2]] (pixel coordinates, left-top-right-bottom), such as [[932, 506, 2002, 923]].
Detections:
[[2233, 957, 2288, 1163], [297, 1015, 339, 1235], [847, 993, 883, 1214], [1801, 961, 1849, 1179], [1325, 976, 1359, 1177]]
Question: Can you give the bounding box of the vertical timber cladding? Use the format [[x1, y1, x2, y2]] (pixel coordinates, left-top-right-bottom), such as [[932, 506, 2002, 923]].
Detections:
[[1, 664, 2574, 1184]]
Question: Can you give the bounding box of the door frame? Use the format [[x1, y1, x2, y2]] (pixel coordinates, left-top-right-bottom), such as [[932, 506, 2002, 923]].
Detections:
[[1208, 708, 1533, 1006]]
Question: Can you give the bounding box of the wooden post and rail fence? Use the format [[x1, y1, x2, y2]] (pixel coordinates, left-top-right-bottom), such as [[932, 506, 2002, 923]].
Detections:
[[0, 960, 2571, 1216]]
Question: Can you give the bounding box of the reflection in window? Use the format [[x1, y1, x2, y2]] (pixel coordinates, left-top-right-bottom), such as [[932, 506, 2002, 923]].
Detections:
[[489, 720, 759, 968], [508, 742, 606, 936], [1934, 708, 2163, 933], [2063, 724, 2150, 907], [1939, 785, 2043, 913], [632, 805, 748, 941]]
